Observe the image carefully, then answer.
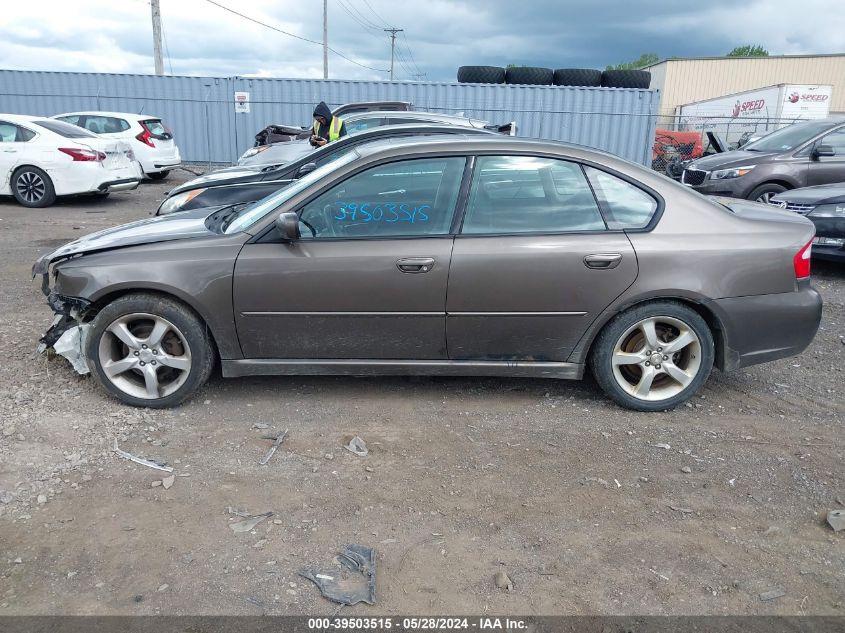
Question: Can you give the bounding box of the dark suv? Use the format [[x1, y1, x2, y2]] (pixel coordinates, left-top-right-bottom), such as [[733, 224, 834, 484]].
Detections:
[[681, 118, 845, 203]]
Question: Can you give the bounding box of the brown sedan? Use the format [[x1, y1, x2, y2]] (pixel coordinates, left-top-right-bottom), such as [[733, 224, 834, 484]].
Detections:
[[33, 136, 822, 411]]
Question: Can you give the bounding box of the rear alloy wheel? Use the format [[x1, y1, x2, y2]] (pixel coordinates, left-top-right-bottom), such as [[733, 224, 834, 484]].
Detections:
[[87, 294, 214, 407], [590, 302, 714, 411], [13, 167, 56, 208], [748, 183, 787, 204], [148, 170, 170, 181]]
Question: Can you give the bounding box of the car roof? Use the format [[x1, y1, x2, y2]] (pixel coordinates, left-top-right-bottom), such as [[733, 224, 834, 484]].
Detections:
[[354, 135, 623, 164], [0, 113, 48, 125], [52, 112, 161, 121], [345, 110, 478, 123]]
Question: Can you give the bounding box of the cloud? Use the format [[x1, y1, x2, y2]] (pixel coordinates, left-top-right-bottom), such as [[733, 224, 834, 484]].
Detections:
[[0, 0, 842, 81]]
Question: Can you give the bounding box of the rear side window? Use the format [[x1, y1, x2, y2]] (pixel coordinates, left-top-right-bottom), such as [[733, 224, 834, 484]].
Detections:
[[33, 120, 97, 138], [83, 116, 130, 134], [584, 166, 658, 229], [461, 156, 606, 234], [0, 121, 35, 142]]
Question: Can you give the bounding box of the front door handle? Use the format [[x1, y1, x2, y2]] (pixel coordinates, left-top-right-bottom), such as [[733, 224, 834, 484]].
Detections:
[[584, 253, 623, 269], [396, 257, 435, 273]]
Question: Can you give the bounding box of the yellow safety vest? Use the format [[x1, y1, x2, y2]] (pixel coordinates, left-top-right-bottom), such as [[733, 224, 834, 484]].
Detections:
[[313, 116, 343, 141]]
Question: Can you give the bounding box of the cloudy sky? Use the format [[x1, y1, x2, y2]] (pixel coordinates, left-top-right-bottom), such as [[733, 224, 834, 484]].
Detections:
[[1, 0, 843, 81]]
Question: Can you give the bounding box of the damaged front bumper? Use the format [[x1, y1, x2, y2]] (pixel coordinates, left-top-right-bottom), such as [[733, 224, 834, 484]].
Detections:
[[38, 292, 93, 375]]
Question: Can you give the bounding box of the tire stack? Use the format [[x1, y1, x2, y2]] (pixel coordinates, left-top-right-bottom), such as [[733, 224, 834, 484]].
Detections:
[[457, 66, 650, 88]]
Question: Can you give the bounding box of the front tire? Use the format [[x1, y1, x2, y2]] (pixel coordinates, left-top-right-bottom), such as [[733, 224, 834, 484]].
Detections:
[[589, 302, 714, 411], [86, 294, 215, 408], [13, 167, 56, 208], [748, 183, 787, 204]]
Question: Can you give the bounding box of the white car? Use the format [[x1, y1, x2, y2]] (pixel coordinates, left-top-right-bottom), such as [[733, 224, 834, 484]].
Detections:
[[53, 111, 181, 180], [0, 114, 141, 208]]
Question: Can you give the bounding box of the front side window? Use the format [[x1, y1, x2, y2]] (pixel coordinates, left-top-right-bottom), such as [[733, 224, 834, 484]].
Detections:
[[298, 157, 465, 239], [461, 156, 606, 234], [817, 128, 845, 156], [584, 166, 658, 229]]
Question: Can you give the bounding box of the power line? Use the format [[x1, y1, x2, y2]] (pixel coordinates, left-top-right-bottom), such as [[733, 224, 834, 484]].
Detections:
[[361, 0, 390, 27], [400, 31, 422, 76], [203, 0, 388, 73], [337, 0, 382, 31], [346, 1, 423, 79]]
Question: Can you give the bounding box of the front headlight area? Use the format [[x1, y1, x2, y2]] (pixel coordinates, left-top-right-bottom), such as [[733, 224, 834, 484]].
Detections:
[[710, 165, 756, 180], [808, 204, 845, 218], [157, 188, 207, 215], [239, 145, 270, 161]]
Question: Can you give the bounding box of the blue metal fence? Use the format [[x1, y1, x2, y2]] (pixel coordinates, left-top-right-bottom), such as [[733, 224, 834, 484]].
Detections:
[[0, 70, 659, 165]]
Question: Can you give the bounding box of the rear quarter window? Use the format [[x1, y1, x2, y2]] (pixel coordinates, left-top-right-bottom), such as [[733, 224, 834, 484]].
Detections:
[[584, 166, 658, 230]]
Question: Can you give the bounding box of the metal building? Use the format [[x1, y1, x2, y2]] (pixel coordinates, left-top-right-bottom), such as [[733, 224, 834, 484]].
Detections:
[[645, 54, 845, 116], [0, 70, 659, 164]]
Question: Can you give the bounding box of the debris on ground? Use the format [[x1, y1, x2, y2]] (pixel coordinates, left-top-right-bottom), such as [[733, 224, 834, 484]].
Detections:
[[668, 505, 694, 514], [300, 544, 376, 605], [259, 429, 289, 466], [759, 589, 786, 602], [653, 443, 671, 450], [51, 323, 92, 375], [226, 507, 251, 518], [681, 466, 692, 474], [162, 475, 175, 490], [494, 569, 514, 591], [229, 511, 274, 533], [344, 436, 368, 457], [827, 509, 845, 532], [584, 477, 609, 488], [113, 439, 173, 473]]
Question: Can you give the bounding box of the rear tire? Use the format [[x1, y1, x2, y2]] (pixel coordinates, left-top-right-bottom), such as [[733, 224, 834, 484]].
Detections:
[[589, 301, 714, 412], [148, 170, 170, 181], [86, 293, 215, 408], [457, 66, 506, 84], [505, 67, 554, 85], [601, 69, 651, 89], [12, 166, 56, 208], [747, 183, 787, 204], [553, 68, 602, 87]]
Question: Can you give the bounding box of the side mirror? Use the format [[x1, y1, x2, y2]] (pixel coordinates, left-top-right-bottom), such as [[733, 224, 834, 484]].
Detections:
[[813, 144, 835, 159], [275, 212, 300, 241], [296, 162, 317, 178]]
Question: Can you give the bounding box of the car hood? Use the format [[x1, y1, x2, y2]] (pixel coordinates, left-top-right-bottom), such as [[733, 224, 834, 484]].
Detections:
[[771, 182, 845, 205], [169, 165, 270, 195], [688, 149, 778, 171], [238, 139, 315, 166], [33, 206, 224, 275]]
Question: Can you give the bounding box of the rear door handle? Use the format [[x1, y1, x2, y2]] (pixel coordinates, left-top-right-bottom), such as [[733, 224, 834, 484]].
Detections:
[[584, 253, 623, 269], [396, 257, 435, 273]]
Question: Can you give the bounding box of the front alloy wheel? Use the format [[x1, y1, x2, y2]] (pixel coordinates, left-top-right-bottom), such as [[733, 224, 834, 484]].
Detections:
[[98, 313, 192, 400], [590, 302, 714, 411], [87, 294, 215, 407]]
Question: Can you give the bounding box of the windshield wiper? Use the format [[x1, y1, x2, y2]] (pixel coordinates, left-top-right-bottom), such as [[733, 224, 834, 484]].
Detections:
[[205, 203, 249, 233]]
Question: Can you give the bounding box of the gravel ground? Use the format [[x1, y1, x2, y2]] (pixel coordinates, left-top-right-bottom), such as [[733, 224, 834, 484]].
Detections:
[[0, 173, 843, 615]]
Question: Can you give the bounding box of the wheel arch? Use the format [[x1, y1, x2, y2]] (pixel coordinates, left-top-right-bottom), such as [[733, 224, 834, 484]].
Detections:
[[747, 179, 797, 197], [571, 293, 729, 371], [85, 285, 223, 362]]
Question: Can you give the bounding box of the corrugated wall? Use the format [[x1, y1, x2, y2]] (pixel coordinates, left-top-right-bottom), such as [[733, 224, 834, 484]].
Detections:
[[0, 70, 659, 164]]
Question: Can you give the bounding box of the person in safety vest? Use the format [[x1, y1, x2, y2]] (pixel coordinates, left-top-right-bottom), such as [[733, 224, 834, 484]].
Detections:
[[310, 101, 346, 147]]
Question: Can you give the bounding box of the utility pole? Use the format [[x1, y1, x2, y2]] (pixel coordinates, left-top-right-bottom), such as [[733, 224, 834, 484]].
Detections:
[[150, 0, 164, 76], [322, 0, 328, 79], [383, 27, 403, 81]]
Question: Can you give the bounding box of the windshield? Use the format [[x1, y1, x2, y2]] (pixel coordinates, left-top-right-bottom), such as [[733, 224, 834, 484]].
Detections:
[[34, 119, 98, 138], [743, 120, 833, 153], [224, 151, 359, 234]]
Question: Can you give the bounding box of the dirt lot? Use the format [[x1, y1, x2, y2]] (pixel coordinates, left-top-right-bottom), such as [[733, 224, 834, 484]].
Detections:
[[0, 173, 843, 616]]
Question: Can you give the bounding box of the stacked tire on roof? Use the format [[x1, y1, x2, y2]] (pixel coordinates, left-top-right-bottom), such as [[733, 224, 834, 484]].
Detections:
[[456, 66, 650, 88]]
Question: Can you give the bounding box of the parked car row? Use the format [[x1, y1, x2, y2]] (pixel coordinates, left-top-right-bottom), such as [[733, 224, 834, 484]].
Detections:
[[0, 111, 181, 207]]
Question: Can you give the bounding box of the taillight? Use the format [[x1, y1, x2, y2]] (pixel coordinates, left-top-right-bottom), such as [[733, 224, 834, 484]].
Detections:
[[793, 238, 813, 279], [58, 147, 106, 161], [136, 128, 155, 147]]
